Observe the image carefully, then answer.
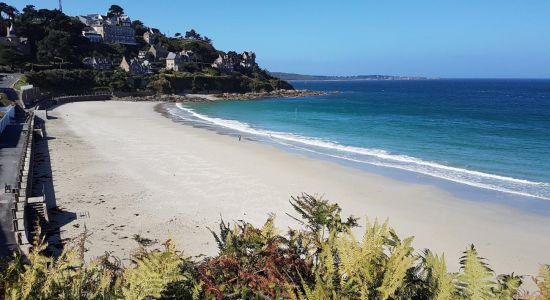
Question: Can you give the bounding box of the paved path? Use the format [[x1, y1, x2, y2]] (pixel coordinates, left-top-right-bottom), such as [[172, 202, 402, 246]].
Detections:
[[0, 73, 22, 89], [0, 111, 27, 256]]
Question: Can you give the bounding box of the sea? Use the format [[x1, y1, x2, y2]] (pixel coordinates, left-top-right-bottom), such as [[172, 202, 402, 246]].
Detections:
[[165, 79, 550, 213]]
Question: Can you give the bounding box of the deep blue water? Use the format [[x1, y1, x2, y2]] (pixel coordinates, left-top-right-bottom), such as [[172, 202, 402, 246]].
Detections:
[[170, 80, 550, 200]]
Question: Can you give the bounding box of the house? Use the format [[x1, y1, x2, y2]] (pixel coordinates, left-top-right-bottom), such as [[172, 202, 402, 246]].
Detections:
[[78, 14, 102, 27], [83, 57, 112, 70], [0, 23, 30, 55], [143, 28, 161, 45], [180, 50, 195, 63], [138, 50, 148, 60], [120, 56, 152, 75], [211, 54, 235, 73], [148, 44, 169, 61], [81, 27, 103, 43], [166, 52, 184, 71], [79, 13, 136, 45], [240, 51, 256, 68]]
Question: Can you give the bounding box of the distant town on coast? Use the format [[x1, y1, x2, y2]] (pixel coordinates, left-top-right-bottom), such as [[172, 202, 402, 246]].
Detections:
[[270, 72, 435, 81]]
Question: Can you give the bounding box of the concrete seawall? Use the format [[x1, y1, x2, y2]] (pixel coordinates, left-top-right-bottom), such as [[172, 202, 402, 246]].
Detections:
[[52, 91, 155, 106], [54, 94, 112, 105], [1, 111, 50, 255], [11, 112, 37, 252]]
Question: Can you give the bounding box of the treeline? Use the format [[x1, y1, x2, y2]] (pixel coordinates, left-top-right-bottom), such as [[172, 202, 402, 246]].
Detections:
[[0, 194, 548, 299], [24, 69, 293, 95]]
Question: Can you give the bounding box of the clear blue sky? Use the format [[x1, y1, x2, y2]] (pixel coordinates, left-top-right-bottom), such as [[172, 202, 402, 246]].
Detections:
[[9, 0, 550, 78]]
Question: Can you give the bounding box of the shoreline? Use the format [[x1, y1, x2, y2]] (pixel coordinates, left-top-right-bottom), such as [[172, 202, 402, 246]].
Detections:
[[45, 101, 550, 280], [169, 102, 550, 208]]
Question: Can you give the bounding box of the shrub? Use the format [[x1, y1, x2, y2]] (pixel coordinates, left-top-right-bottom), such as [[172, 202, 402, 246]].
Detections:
[[1, 194, 547, 299], [0, 92, 13, 106]]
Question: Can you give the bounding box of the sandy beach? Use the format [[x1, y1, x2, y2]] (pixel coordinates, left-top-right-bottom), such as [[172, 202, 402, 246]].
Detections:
[[45, 101, 550, 278]]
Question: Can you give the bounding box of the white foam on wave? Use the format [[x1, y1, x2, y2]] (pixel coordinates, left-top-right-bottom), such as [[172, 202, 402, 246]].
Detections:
[[172, 103, 550, 201]]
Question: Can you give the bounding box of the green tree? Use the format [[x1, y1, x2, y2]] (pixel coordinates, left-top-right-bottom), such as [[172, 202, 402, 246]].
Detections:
[[21, 5, 36, 18], [185, 29, 201, 40], [36, 30, 74, 63], [107, 4, 124, 18], [0, 44, 24, 70], [131, 19, 146, 36]]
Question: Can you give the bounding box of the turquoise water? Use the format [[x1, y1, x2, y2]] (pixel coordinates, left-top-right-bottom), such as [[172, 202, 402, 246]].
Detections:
[[169, 80, 550, 201]]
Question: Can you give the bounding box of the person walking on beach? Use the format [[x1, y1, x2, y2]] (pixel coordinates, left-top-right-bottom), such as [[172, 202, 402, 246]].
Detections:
[[238, 135, 242, 141]]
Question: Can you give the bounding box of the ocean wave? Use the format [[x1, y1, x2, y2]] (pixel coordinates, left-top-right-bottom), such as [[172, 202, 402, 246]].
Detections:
[[171, 103, 550, 201]]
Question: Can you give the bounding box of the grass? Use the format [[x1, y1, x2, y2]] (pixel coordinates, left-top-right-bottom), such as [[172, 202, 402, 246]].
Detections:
[[12, 75, 28, 91], [0, 92, 13, 107]]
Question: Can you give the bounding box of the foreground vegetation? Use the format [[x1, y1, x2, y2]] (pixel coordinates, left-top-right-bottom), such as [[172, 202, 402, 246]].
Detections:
[[0, 92, 12, 106], [1, 194, 549, 299]]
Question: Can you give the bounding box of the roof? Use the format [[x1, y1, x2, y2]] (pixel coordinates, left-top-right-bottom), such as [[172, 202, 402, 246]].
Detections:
[[166, 52, 177, 60]]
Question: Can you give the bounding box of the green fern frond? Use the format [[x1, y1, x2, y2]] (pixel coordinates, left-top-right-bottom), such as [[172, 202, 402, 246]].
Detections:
[[122, 240, 187, 299], [378, 236, 416, 300], [458, 244, 496, 299], [535, 265, 550, 300], [420, 250, 457, 300]]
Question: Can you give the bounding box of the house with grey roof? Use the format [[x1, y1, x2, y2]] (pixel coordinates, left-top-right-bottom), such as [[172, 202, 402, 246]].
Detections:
[[211, 54, 235, 73], [148, 44, 169, 62], [166, 52, 184, 71], [120, 56, 152, 75], [79, 13, 136, 45], [143, 28, 161, 45]]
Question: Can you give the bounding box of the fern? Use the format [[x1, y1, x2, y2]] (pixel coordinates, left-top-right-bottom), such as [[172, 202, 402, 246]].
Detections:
[[122, 240, 188, 299], [378, 236, 416, 300], [420, 250, 457, 300], [535, 265, 550, 300], [458, 245, 496, 299], [2, 195, 550, 300], [492, 273, 523, 300]]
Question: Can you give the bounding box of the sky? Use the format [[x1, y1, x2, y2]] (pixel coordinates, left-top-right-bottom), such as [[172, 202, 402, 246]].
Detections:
[[8, 0, 550, 78]]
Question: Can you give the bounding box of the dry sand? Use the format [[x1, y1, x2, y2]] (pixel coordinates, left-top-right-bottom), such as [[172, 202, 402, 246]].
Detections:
[[45, 101, 550, 278]]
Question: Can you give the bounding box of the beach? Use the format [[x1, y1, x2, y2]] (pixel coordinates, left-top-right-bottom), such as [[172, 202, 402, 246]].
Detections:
[[46, 101, 550, 279]]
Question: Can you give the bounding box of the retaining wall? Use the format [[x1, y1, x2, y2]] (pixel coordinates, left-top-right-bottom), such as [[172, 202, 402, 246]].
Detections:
[[11, 112, 36, 253], [54, 94, 112, 105]]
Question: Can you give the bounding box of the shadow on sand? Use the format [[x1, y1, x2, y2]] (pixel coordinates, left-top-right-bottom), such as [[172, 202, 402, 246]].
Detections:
[[32, 116, 76, 256]]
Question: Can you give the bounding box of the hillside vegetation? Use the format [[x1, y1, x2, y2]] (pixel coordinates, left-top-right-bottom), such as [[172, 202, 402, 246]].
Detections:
[[0, 3, 292, 95], [1, 195, 548, 299]]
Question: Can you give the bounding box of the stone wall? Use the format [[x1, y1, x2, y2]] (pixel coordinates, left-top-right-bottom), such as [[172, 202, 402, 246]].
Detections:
[[54, 94, 112, 105], [11, 112, 35, 253], [20, 86, 41, 106]]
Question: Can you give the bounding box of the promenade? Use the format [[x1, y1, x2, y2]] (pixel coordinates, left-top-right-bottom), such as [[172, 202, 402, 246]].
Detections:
[[0, 108, 27, 256]]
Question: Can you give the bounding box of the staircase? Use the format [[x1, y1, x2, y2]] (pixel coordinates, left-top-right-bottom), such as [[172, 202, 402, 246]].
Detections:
[[26, 197, 49, 240]]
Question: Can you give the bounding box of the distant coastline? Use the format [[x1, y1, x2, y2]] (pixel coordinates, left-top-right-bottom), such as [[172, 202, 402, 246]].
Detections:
[[270, 72, 437, 81]]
